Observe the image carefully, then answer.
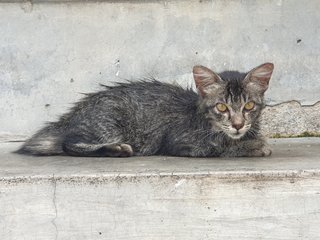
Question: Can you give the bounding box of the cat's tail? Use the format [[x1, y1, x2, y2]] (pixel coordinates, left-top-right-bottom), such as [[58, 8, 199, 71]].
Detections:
[[15, 124, 65, 156]]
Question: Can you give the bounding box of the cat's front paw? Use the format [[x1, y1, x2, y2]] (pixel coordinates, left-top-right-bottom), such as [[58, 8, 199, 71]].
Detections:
[[249, 147, 272, 157], [102, 143, 133, 157]]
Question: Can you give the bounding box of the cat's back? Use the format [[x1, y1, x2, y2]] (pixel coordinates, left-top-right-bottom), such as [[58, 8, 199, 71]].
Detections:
[[64, 80, 198, 126], [97, 80, 198, 109], [106, 80, 195, 99]]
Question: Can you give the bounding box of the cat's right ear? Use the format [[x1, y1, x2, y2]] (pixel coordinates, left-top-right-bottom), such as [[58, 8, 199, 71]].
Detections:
[[193, 65, 223, 97]]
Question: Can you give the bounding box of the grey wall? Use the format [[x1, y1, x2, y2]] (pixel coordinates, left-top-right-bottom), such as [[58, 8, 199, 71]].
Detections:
[[0, 0, 319, 137]]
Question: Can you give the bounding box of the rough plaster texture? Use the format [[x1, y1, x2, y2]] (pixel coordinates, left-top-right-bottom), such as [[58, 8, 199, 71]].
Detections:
[[1, 138, 320, 239], [0, 0, 319, 137], [261, 101, 320, 136]]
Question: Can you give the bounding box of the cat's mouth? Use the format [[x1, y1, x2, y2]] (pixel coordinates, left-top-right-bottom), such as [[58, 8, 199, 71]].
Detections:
[[228, 131, 245, 139], [225, 126, 249, 139]]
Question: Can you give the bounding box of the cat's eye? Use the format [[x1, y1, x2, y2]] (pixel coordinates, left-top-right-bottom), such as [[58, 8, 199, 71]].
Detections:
[[244, 101, 255, 111], [216, 103, 228, 112]]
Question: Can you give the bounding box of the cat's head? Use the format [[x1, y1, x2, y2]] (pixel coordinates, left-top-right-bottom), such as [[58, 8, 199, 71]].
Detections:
[[193, 63, 274, 139]]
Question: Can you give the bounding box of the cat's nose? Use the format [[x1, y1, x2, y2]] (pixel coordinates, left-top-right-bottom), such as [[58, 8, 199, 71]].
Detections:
[[232, 122, 244, 130]]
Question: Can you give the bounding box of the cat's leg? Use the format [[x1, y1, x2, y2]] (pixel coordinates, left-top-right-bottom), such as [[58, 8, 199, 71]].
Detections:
[[221, 137, 272, 157], [62, 134, 133, 157], [164, 131, 219, 157], [238, 139, 272, 157], [163, 142, 215, 157]]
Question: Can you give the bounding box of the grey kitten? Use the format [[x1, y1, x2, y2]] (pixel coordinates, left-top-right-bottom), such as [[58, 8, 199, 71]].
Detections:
[[17, 63, 274, 157]]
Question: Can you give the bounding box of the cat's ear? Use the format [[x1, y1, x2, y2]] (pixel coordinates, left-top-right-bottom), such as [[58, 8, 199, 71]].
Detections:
[[244, 63, 274, 94], [193, 65, 223, 97]]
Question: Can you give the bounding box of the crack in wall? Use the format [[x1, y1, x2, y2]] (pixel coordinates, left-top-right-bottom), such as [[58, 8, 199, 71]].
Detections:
[[51, 174, 58, 240], [266, 100, 320, 108]]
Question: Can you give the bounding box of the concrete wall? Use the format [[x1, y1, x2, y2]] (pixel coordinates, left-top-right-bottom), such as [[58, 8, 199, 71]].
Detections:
[[0, 0, 319, 138]]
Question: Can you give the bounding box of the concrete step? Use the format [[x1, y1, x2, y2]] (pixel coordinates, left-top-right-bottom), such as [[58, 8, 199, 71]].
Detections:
[[1, 138, 320, 240]]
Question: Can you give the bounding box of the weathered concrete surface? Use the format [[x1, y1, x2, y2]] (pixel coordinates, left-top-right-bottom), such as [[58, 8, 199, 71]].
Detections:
[[0, 0, 320, 137], [1, 138, 320, 239], [261, 101, 320, 136]]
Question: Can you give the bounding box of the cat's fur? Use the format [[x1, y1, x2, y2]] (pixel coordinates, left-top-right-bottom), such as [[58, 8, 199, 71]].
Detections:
[[17, 63, 274, 157]]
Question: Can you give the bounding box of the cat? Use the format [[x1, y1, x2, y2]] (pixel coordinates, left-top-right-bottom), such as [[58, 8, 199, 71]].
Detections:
[[16, 62, 274, 157]]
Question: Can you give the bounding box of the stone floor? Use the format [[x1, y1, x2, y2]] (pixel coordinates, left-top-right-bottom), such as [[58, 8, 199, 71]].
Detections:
[[1, 138, 320, 240], [1, 138, 320, 179]]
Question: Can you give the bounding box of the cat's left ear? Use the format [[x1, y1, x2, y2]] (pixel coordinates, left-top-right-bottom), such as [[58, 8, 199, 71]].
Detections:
[[244, 63, 274, 94]]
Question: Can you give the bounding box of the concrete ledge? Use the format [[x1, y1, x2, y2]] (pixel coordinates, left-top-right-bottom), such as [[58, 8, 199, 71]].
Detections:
[[1, 138, 320, 239], [2, 138, 320, 178]]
